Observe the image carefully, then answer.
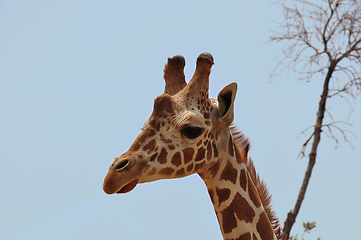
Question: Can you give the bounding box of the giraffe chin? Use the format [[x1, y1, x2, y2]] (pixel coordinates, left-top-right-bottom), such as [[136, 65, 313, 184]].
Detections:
[[116, 179, 139, 194]]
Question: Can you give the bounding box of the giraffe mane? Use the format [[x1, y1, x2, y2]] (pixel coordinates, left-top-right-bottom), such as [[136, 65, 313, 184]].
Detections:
[[230, 125, 283, 240]]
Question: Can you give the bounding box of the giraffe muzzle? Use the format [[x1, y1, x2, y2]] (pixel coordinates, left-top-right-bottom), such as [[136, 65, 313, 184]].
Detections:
[[103, 156, 148, 195]]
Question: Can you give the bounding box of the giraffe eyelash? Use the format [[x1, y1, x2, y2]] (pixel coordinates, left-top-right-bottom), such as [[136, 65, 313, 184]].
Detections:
[[172, 111, 195, 129]]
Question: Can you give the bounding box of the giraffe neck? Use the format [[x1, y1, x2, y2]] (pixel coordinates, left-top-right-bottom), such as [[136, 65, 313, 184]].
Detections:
[[200, 132, 277, 240]]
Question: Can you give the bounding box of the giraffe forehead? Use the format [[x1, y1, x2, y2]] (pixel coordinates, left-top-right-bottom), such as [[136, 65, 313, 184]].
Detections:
[[172, 110, 205, 128]]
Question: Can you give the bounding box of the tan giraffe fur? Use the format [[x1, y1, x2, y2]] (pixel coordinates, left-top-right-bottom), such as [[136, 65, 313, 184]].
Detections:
[[103, 53, 282, 240]]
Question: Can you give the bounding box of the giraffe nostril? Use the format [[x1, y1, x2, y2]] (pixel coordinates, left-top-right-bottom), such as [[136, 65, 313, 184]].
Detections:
[[115, 159, 130, 171]]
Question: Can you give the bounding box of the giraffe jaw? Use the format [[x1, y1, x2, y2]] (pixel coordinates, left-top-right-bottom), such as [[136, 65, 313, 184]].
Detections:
[[116, 179, 139, 194]]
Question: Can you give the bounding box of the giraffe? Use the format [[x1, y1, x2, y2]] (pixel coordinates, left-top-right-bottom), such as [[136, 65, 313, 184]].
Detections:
[[103, 53, 282, 240]]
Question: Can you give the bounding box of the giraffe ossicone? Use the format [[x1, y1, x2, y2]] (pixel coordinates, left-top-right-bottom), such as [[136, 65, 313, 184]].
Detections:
[[103, 53, 282, 240]]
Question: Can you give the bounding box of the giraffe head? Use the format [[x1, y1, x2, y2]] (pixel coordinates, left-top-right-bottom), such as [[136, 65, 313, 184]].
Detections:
[[103, 52, 238, 194]]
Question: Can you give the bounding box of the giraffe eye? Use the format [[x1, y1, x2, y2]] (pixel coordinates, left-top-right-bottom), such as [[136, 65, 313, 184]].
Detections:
[[181, 126, 204, 139]]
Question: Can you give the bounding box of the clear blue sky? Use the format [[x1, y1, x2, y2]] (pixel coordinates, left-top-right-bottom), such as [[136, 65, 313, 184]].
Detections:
[[1, 1, 360, 239]]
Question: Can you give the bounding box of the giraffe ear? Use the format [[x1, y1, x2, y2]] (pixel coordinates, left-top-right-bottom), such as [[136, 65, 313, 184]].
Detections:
[[214, 82, 237, 132]]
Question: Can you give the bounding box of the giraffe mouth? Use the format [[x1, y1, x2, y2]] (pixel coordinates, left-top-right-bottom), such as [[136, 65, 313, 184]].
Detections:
[[116, 179, 139, 194], [103, 157, 148, 195]]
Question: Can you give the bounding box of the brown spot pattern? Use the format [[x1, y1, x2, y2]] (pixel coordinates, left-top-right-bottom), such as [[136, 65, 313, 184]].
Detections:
[[142, 139, 156, 153], [131, 128, 157, 151], [198, 98, 205, 105], [159, 167, 175, 175], [195, 147, 206, 162], [256, 212, 274, 240], [207, 159, 221, 178], [240, 169, 247, 191], [235, 193, 256, 223], [147, 167, 157, 175], [129, 141, 141, 152], [221, 193, 255, 234], [187, 163, 194, 172], [248, 180, 262, 208], [175, 168, 185, 176], [216, 187, 231, 205], [183, 148, 194, 164], [203, 112, 210, 119], [157, 148, 168, 164], [237, 232, 251, 240], [206, 131, 212, 138], [221, 204, 237, 234], [171, 152, 182, 167], [212, 143, 218, 158], [194, 161, 205, 172], [220, 161, 237, 184], [149, 152, 158, 162], [160, 134, 172, 144], [149, 119, 161, 132]]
